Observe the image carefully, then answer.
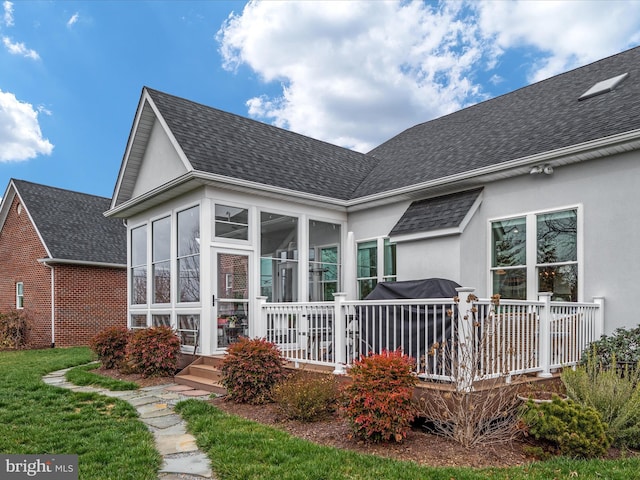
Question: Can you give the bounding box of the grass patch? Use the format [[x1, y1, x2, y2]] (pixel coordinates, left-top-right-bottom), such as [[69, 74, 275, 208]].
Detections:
[[0, 347, 161, 480], [65, 363, 139, 391], [176, 399, 640, 480]]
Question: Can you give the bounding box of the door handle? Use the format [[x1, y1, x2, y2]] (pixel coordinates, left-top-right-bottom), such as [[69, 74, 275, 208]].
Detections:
[[212, 295, 216, 306]]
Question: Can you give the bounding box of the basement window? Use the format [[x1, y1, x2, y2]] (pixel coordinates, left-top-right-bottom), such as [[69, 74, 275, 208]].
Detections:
[[579, 72, 628, 101]]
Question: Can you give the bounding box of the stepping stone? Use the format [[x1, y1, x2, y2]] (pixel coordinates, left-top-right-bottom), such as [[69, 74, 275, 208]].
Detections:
[[128, 395, 161, 406], [161, 452, 212, 478], [165, 385, 194, 392], [154, 433, 198, 455], [143, 414, 184, 429], [180, 389, 210, 397]]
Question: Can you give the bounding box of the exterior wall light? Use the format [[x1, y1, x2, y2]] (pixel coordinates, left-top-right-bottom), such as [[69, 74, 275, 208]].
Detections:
[[529, 164, 554, 175]]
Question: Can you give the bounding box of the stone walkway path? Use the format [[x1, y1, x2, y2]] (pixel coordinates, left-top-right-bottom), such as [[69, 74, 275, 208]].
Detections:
[[42, 368, 215, 480]]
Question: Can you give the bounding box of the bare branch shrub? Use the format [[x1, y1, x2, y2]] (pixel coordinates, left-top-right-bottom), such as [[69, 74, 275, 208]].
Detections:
[[415, 293, 525, 447], [0, 309, 30, 349]]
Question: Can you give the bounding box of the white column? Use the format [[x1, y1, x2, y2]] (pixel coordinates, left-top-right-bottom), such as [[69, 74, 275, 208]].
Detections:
[[537, 292, 553, 378], [333, 292, 347, 375], [455, 287, 475, 392], [255, 296, 268, 339], [592, 296, 605, 340]]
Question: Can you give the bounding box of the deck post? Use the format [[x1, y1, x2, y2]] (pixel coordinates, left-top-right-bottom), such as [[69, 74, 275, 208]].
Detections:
[[537, 292, 553, 378], [333, 292, 347, 375], [455, 287, 476, 392], [593, 296, 605, 341], [256, 296, 268, 339]]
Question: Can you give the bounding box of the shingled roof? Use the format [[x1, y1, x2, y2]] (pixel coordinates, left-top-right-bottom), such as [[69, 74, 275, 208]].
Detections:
[[359, 46, 640, 198], [145, 88, 376, 201], [134, 46, 640, 206], [12, 180, 126, 265]]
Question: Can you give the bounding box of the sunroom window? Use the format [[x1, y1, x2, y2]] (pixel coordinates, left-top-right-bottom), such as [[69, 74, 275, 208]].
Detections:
[[309, 220, 341, 301], [152, 216, 171, 303], [177, 206, 200, 303], [215, 204, 248, 241], [131, 225, 147, 305], [260, 212, 298, 302]]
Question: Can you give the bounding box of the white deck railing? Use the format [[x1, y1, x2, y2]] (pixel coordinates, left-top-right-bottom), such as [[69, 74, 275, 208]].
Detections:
[[257, 289, 604, 390]]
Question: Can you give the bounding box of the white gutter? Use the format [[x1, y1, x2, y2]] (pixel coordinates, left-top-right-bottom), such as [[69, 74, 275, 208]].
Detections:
[[42, 262, 55, 348], [37, 258, 126, 269], [106, 126, 640, 217]]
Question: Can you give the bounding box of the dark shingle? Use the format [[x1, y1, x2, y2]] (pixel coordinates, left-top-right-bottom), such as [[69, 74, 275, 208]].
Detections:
[[360, 47, 640, 198], [145, 89, 378, 201], [390, 188, 483, 236], [14, 180, 126, 264]]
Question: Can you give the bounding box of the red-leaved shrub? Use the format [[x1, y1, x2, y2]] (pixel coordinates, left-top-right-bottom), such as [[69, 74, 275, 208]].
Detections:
[[126, 326, 181, 377], [89, 326, 131, 369], [220, 337, 286, 404], [342, 349, 417, 442]]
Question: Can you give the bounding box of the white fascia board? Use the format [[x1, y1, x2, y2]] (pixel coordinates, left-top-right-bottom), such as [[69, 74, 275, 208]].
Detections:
[[10, 184, 53, 259], [390, 227, 462, 243], [38, 258, 126, 269], [346, 128, 640, 210], [458, 190, 483, 233], [0, 183, 17, 231]]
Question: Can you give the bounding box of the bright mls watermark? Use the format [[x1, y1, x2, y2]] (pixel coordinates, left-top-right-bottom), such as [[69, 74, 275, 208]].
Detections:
[[1, 455, 78, 479]]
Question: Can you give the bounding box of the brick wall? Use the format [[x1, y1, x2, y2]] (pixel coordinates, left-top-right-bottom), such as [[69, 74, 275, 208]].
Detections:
[[0, 194, 127, 348], [0, 195, 52, 348], [54, 264, 126, 346]]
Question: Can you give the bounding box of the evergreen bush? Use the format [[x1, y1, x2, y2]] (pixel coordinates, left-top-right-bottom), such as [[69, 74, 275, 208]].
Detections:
[[89, 326, 130, 369], [126, 326, 181, 377]]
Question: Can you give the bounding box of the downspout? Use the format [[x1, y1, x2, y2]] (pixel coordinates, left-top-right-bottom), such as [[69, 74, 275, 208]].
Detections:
[[43, 262, 55, 348]]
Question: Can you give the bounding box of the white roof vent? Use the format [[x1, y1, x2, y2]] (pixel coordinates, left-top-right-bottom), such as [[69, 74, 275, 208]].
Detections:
[[579, 72, 629, 101]]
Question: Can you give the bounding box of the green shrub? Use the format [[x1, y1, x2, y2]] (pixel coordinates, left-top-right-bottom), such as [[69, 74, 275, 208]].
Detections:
[[89, 326, 131, 369], [273, 370, 339, 422], [0, 309, 29, 349], [341, 349, 417, 443], [583, 326, 640, 369], [126, 326, 181, 377], [522, 396, 610, 458], [220, 337, 286, 404], [562, 351, 640, 448]]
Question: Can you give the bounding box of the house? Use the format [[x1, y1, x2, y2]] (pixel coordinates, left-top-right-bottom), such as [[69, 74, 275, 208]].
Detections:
[[106, 46, 640, 360], [0, 180, 127, 348]]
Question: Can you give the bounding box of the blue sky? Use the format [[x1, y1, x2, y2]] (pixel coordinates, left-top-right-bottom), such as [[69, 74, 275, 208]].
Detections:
[[1, 1, 640, 200]]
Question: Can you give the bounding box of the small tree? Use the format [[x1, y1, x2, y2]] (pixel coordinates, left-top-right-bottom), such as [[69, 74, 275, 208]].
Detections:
[[415, 293, 524, 447]]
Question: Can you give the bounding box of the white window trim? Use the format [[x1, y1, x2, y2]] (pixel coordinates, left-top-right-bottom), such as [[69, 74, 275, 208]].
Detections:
[[487, 204, 583, 301], [213, 201, 251, 245], [356, 236, 397, 299], [16, 282, 24, 309]]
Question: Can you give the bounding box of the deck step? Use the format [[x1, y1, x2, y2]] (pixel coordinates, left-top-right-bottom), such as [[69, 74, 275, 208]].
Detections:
[[188, 363, 223, 382], [174, 374, 227, 395]]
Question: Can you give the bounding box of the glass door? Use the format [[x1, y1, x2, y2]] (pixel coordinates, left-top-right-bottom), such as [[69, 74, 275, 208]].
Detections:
[[215, 250, 250, 349]]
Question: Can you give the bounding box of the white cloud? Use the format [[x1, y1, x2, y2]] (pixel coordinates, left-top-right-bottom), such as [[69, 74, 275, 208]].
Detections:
[[475, 0, 640, 82], [217, 0, 640, 152], [217, 0, 488, 152], [67, 12, 79, 28], [2, 0, 13, 27], [2, 36, 40, 60], [0, 89, 54, 162]]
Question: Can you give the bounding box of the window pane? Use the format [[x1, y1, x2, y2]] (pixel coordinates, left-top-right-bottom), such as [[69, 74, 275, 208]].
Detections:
[[152, 314, 171, 328], [178, 206, 200, 256], [538, 264, 578, 301], [179, 255, 200, 302], [215, 205, 248, 240], [132, 266, 147, 304], [384, 239, 396, 278], [131, 225, 147, 266], [492, 267, 527, 300], [537, 210, 577, 264], [153, 261, 171, 303], [131, 314, 147, 329], [177, 314, 200, 348], [492, 218, 526, 267], [358, 279, 376, 299], [152, 217, 170, 261], [357, 241, 377, 277], [261, 212, 298, 302]]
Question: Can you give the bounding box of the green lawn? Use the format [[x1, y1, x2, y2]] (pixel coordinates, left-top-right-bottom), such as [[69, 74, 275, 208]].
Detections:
[[0, 347, 160, 480], [2, 348, 639, 480], [176, 397, 640, 480]]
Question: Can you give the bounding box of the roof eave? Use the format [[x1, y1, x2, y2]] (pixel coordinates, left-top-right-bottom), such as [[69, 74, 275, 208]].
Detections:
[[346, 128, 640, 211], [38, 258, 126, 269]]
